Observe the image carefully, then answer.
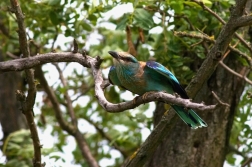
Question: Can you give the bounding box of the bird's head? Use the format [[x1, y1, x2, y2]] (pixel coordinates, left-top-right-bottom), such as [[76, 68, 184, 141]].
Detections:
[[108, 51, 138, 67]]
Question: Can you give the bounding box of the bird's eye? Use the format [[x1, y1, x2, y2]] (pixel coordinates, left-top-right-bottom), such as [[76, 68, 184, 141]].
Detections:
[[125, 57, 132, 62], [121, 57, 132, 62]]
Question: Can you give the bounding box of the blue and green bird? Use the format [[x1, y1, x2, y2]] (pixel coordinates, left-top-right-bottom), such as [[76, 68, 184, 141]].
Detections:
[[108, 51, 207, 129]]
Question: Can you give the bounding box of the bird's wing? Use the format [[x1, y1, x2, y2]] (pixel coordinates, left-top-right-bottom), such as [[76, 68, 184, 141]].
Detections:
[[108, 66, 126, 89], [146, 61, 189, 99]]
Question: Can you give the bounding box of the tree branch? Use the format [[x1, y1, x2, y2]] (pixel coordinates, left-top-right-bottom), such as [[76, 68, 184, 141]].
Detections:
[[174, 31, 252, 66], [83, 116, 129, 158], [124, 1, 251, 166], [0, 52, 90, 73], [36, 66, 76, 135], [126, 26, 137, 56], [242, 157, 252, 167], [1, 52, 216, 111], [9, 0, 42, 166], [192, 0, 252, 53], [36, 66, 99, 167], [53, 63, 77, 126]]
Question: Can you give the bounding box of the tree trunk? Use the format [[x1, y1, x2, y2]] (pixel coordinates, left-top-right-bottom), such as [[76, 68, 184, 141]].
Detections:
[[0, 52, 27, 145], [146, 54, 245, 167]]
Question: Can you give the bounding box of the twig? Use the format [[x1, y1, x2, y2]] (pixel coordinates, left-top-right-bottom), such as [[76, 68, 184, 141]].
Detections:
[[219, 61, 252, 85], [192, 0, 252, 53], [71, 84, 94, 102], [228, 145, 247, 158], [53, 63, 77, 126], [6, 51, 19, 59], [72, 39, 78, 53], [36, 66, 99, 167], [126, 25, 137, 56], [51, 27, 58, 50], [83, 116, 129, 158], [174, 31, 252, 65], [36, 67, 76, 135], [211, 91, 230, 107], [242, 157, 252, 167]]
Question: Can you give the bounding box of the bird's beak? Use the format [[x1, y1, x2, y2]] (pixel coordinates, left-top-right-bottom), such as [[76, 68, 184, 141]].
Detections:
[[108, 51, 119, 59]]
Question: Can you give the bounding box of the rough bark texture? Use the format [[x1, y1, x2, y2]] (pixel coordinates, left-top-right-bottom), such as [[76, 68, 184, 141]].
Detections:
[[0, 53, 27, 144], [146, 54, 245, 167]]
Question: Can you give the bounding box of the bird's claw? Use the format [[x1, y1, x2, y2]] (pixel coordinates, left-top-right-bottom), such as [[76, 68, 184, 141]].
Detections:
[[142, 91, 157, 100]]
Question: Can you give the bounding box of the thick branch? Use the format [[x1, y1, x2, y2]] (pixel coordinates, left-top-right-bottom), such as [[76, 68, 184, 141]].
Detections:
[[0, 52, 90, 73], [125, 1, 251, 166], [1, 52, 215, 111]]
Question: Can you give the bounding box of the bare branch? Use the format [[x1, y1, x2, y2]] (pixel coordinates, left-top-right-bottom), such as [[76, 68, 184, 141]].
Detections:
[[228, 145, 247, 158], [1, 51, 215, 111], [0, 52, 90, 73], [36, 67, 76, 135], [89, 56, 215, 112], [211, 91, 230, 107], [72, 39, 78, 53], [36, 66, 99, 167], [83, 116, 129, 158], [9, 0, 42, 166], [242, 157, 252, 167], [219, 61, 252, 85], [53, 63, 77, 126], [9, 0, 30, 57]]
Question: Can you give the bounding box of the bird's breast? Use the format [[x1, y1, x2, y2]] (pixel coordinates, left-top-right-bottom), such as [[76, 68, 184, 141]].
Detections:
[[117, 63, 147, 95]]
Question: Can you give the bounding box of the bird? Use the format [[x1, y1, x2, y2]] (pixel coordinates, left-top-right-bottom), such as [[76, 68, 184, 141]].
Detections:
[[108, 51, 207, 129]]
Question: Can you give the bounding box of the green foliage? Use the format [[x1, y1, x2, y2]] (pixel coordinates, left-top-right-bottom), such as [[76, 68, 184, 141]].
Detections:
[[227, 87, 252, 166], [0, 0, 251, 166], [1, 130, 54, 167]]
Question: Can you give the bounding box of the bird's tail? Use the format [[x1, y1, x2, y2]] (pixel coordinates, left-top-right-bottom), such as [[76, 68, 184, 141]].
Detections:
[[172, 105, 207, 129]]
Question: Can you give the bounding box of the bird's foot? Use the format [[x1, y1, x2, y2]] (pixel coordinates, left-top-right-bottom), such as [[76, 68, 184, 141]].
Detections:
[[142, 91, 158, 100], [132, 96, 138, 105]]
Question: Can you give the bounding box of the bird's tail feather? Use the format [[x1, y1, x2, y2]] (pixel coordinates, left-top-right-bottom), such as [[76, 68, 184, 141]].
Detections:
[[172, 105, 207, 129]]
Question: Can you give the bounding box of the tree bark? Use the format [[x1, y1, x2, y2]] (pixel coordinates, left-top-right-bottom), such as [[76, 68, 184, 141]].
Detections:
[[146, 53, 245, 167], [0, 52, 27, 144]]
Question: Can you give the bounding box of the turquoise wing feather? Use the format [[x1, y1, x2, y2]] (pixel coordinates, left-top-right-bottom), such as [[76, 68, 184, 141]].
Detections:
[[146, 61, 188, 99], [146, 61, 207, 129]]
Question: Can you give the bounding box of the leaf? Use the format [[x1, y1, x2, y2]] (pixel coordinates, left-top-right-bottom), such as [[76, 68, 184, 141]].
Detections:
[[81, 22, 92, 31], [202, 0, 212, 6], [116, 14, 129, 30], [65, 29, 72, 37], [48, 0, 61, 5], [133, 8, 154, 30], [170, 1, 184, 13], [49, 11, 60, 25], [49, 155, 62, 161]]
